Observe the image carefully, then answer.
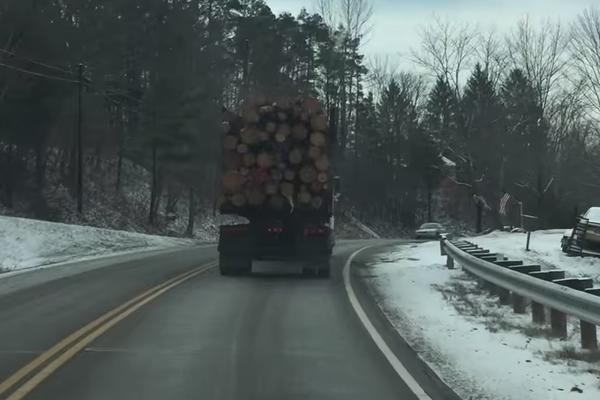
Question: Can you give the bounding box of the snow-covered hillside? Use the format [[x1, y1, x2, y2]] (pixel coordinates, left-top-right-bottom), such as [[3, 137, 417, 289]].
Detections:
[[0, 216, 199, 273], [467, 230, 600, 283]]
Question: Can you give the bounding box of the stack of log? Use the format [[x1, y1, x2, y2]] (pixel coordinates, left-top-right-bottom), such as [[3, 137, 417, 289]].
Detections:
[[220, 95, 331, 213]]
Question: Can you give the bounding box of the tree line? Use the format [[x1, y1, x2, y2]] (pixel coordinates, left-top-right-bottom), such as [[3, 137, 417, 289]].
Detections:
[[350, 13, 600, 230], [1, 0, 599, 234]]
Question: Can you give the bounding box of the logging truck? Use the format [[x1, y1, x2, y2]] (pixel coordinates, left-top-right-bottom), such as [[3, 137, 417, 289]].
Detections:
[[217, 95, 338, 277]]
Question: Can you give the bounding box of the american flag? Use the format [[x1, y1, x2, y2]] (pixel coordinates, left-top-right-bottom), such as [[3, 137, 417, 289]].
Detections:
[[499, 193, 511, 216]]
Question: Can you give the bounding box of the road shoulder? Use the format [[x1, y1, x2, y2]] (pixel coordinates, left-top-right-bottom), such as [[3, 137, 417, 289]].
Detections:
[[347, 244, 462, 400]]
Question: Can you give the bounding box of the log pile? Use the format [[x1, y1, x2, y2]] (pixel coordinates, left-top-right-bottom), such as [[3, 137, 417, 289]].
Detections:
[[220, 95, 331, 214]]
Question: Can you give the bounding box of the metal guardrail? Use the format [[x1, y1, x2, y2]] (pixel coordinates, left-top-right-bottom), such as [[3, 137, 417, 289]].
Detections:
[[441, 237, 600, 349]]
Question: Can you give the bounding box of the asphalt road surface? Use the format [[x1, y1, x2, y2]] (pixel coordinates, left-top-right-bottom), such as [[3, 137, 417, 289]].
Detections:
[[0, 241, 457, 400]]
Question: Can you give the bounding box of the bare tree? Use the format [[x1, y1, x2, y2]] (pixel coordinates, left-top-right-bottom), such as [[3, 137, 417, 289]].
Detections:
[[340, 0, 373, 40], [314, 0, 338, 30], [570, 7, 600, 118], [549, 80, 589, 152], [411, 15, 477, 98], [314, 0, 373, 40], [475, 30, 509, 88], [397, 72, 427, 111], [506, 17, 569, 117], [367, 55, 399, 97]]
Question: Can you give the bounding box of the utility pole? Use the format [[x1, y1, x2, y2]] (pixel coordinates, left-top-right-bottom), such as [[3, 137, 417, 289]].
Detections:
[[77, 63, 84, 214]]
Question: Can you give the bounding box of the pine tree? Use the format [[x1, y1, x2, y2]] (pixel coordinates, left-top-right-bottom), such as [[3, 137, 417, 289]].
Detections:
[[459, 63, 504, 230], [500, 69, 542, 190], [424, 76, 459, 150], [460, 63, 503, 187]]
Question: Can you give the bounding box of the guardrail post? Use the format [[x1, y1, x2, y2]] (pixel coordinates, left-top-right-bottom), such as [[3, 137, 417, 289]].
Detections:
[[440, 239, 446, 256], [550, 309, 567, 338], [508, 265, 541, 314], [583, 288, 600, 350], [512, 293, 526, 313], [491, 260, 523, 306], [552, 278, 597, 340], [498, 288, 511, 305], [554, 279, 595, 349], [529, 270, 566, 325], [446, 255, 455, 269], [531, 303, 545, 324]]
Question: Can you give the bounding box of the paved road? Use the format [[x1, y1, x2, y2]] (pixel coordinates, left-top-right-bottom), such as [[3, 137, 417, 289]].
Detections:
[[0, 241, 456, 400]]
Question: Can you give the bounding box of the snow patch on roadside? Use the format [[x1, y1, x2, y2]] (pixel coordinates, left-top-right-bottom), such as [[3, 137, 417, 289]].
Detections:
[[467, 230, 600, 283], [0, 216, 199, 272], [364, 241, 600, 400]]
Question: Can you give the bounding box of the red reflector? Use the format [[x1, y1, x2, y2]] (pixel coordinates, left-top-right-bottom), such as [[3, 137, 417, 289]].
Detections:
[[267, 227, 283, 233]]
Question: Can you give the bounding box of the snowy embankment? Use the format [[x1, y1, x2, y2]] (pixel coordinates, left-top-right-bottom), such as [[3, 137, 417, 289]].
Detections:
[[0, 216, 199, 273], [467, 230, 600, 283], [364, 241, 600, 400]]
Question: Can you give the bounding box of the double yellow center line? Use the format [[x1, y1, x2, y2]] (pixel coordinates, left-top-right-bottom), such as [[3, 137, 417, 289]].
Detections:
[[0, 261, 216, 400]]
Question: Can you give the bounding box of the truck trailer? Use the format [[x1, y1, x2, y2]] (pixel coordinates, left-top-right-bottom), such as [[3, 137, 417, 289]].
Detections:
[[217, 95, 337, 277]]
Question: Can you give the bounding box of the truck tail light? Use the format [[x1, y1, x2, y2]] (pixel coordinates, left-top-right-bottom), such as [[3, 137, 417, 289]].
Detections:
[[267, 227, 284, 233]]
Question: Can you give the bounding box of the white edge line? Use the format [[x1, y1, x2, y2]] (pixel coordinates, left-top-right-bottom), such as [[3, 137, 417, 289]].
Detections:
[[343, 246, 433, 400]]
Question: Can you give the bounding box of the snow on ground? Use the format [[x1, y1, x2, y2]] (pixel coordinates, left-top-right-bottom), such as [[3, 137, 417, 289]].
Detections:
[[466, 230, 600, 284], [363, 241, 600, 400], [0, 216, 199, 273]]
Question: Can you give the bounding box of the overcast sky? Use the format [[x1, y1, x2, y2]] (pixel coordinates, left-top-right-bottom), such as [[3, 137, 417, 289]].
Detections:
[[268, 0, 598, 67]]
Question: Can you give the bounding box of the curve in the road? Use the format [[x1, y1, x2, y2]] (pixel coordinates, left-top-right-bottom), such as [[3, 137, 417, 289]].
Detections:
[[0, 241, 459, 400], [343, 247, 431, 400]]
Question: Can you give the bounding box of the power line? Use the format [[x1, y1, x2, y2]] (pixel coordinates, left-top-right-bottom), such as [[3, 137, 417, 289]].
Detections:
[[0, 48, 75, 76], [0, 61, 79, 83]]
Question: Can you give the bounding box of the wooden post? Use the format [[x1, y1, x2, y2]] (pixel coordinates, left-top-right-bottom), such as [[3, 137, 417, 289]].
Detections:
[[529, 270, 566, 325], [519, 201, 524, 230], [466, 249, 489, 254], [526, 231, 531, 251], [531, 302, 545, 324], [497, 288, 511, 305], [507, 265, 540, 314], [440, 239, 446, 256], [554, 278, 594, 348], [550, 309, 567, 338], [581, 321, 597, 350], [582, 288, 600, 350], [512, 293, 526, 313], [480, 254, 502, 262], [494, 260, 523, 267], [446, 255, 454, 270]]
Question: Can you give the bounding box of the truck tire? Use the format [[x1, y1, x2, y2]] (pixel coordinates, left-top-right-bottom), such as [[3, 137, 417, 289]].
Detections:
[[219, 254, 252, 276]]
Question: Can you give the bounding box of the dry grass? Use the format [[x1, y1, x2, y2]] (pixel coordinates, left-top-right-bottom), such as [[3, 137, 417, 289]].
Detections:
[[545, 345, 600, 364], [434, 271, 600, 387], [433, 274, 557, 340]]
